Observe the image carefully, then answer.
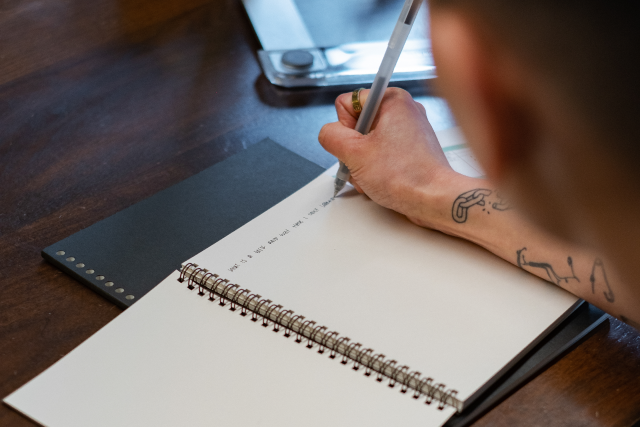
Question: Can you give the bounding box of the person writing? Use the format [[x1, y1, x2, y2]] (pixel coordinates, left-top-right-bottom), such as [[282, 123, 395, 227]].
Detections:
[[319, 0, 640, 329]]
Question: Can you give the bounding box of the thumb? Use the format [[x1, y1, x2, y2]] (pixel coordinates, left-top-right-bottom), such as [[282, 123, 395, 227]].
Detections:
[[318, 121, 365, 162], [334, 89, 370, 127]]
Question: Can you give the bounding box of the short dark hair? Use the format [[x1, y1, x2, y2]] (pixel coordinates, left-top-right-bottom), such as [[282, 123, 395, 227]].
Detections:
[[429, 1, 640, 166]]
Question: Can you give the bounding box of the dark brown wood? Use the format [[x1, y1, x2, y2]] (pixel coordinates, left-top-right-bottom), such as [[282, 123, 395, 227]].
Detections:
[[474, 318, 640, 426], [0, 1, 638, 426]]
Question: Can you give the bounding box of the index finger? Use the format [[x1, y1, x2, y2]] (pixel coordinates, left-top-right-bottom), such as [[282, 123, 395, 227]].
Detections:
[[335, 89, 370, 128]]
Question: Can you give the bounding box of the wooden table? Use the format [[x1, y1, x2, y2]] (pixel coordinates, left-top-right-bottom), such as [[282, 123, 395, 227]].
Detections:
[[1, 1, 639, 425]]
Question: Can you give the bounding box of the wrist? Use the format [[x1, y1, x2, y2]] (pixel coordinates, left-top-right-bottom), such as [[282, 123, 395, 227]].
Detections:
[[404, 168, 483, 236]]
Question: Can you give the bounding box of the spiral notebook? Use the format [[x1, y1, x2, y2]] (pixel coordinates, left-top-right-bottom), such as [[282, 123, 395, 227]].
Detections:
[[5, 162, 580, 426]]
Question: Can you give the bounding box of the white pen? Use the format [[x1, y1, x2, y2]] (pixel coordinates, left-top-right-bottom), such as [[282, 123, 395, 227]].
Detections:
[[333, 0, 423, 196]]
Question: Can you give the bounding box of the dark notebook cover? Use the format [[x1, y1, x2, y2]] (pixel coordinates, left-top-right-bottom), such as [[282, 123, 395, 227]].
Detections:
[[41, 137, 606, 423], [42, 138, 324, 308]]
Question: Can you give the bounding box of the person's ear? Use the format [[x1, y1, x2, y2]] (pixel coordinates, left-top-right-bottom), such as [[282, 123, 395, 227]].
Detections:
[[430, 8, 535, 185]]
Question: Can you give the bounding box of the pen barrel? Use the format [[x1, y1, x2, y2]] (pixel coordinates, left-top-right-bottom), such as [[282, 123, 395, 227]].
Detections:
[[354, 0, 421, 136], [335, 161, 351, 184], [334, 0, 421, 191]]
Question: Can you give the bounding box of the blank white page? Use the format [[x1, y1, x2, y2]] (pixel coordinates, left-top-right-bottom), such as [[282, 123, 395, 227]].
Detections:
[[5, 272, 455, 427], [187, 166, 579, 403]]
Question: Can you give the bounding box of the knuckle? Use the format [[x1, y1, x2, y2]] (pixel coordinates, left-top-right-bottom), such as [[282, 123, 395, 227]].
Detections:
[[382, 88, 413, 110], [335, 93, 350, 109], [386, 87, 409, 99]]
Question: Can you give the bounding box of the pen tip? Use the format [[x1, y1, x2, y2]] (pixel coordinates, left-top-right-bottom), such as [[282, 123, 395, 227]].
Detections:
[[334, 178, 346, 197]]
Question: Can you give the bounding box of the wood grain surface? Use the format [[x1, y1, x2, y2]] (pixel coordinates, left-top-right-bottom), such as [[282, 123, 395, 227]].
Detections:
[[0, 1, 639, 426]]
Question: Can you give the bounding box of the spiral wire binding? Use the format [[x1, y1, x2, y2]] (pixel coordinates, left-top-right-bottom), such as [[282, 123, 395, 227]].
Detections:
[[178, 263, 461, 412]]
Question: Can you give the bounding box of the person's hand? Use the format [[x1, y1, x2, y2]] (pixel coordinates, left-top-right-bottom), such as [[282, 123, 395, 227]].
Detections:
[[318, 87, 462, 228]]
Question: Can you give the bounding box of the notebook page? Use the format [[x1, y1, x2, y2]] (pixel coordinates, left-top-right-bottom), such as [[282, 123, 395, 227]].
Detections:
[[187, 167, 579, 403], [4, 272, 455, 427], [437, 126, 484, 178]]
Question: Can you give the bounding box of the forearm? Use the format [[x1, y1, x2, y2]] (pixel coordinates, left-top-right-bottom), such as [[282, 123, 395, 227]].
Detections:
[[406, 170, 629, 320], [319, 88, 638, 327]]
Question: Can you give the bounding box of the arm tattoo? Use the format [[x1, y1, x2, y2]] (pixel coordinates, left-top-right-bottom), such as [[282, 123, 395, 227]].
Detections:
[[590, 259, 615, 303], [452, 189, 511, 223], [492, 193, 511, 211], [516, 247, 579, 285]]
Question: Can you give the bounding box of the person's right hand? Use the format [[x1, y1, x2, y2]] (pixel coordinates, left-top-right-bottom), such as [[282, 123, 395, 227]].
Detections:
[[318, 87, 462, 229]]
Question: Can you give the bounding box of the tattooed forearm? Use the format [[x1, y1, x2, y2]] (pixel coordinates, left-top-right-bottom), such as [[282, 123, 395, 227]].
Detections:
[[517, 249, 616, 303], [491, 193, 511, 211], [452, 189, 492, 223], [590, 259, 615, 303], [451, 188, 511, 223], [516, 247, 580, 285]]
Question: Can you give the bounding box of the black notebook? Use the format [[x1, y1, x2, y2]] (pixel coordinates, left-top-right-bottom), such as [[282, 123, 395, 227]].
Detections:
[[41, 139, 324, 308], [7, 138, 605, 427]]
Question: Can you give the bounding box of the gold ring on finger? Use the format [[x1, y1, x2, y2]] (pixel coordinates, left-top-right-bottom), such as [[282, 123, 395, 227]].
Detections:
[[352, 88, 365, 113]]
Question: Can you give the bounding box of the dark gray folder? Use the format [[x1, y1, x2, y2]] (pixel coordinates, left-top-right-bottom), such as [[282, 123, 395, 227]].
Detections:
[[42, 138, 324, 308]]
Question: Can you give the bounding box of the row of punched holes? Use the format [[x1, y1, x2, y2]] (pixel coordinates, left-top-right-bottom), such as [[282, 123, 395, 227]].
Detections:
[[55, 250, 135, 301]]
